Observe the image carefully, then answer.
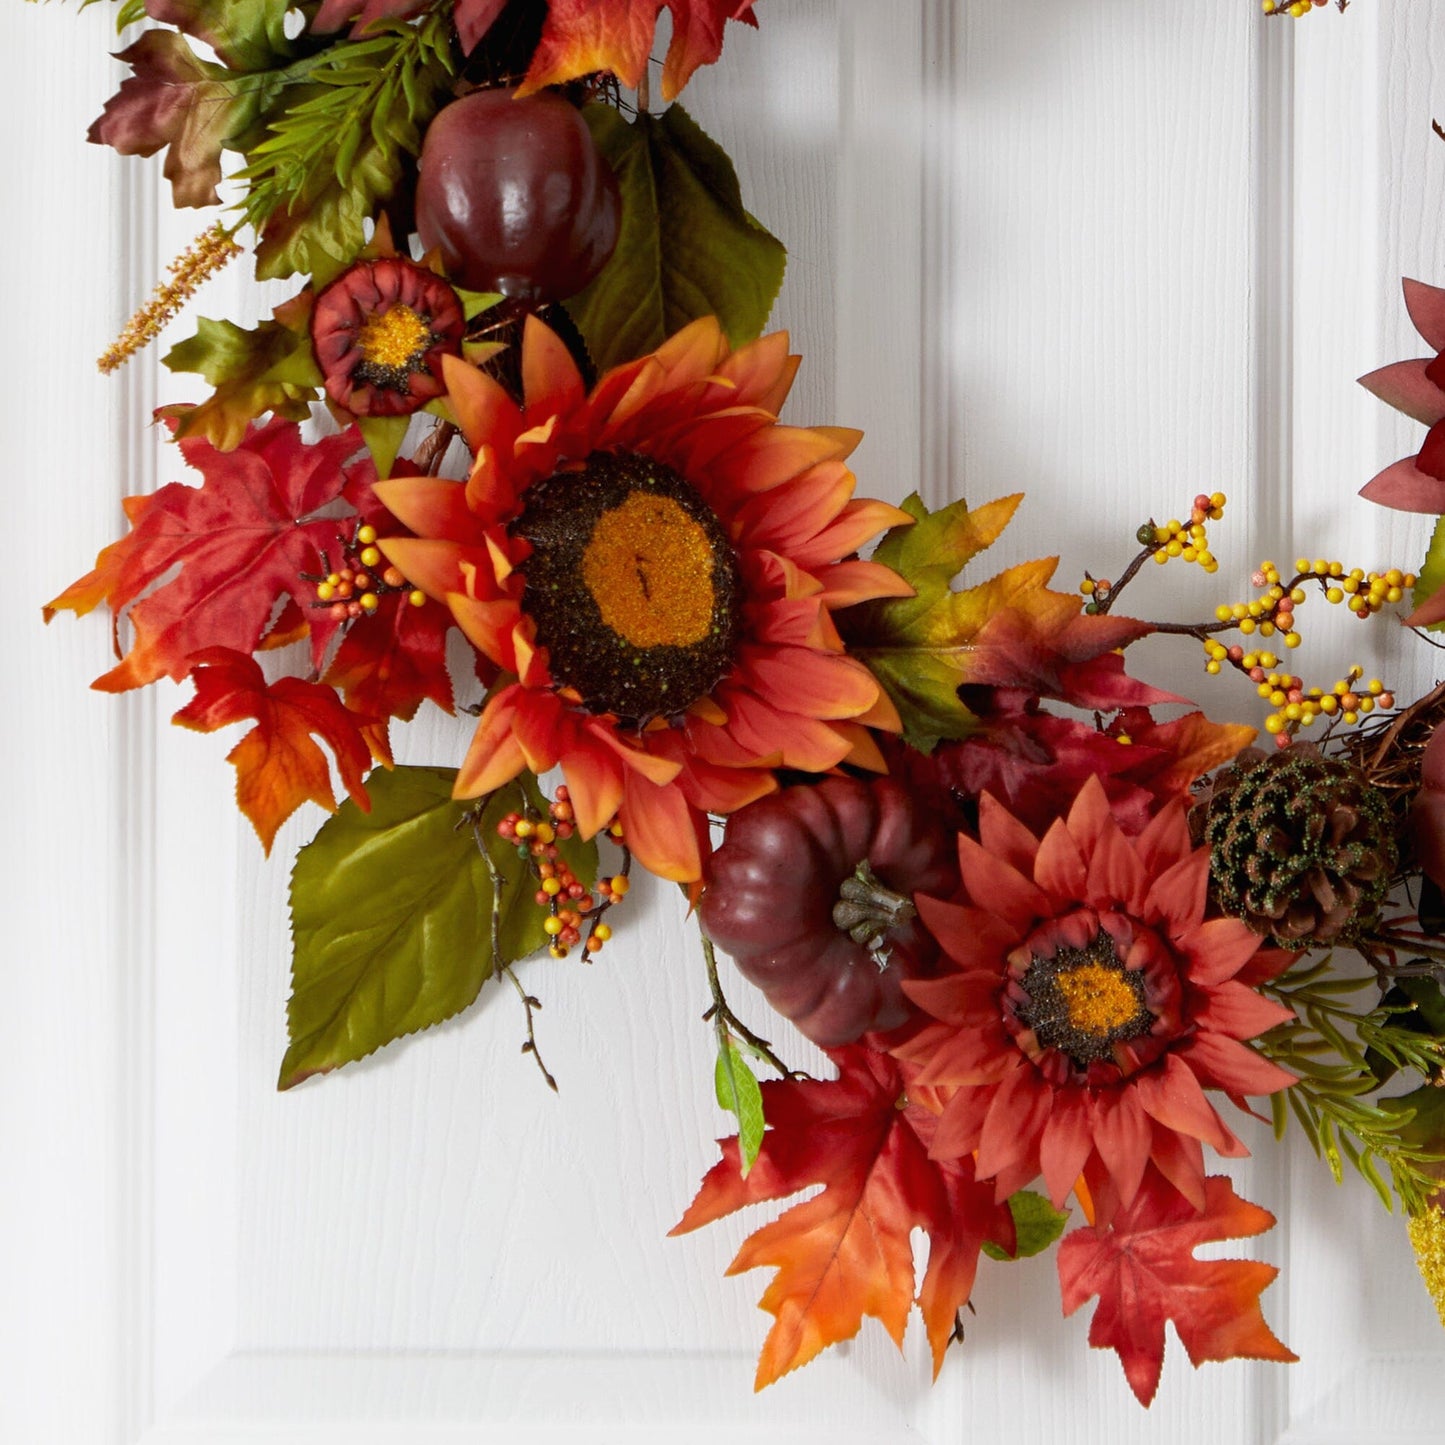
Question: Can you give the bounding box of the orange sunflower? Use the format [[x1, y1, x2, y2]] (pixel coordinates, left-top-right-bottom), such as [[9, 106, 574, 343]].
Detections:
[[894, 777, 1298, 1220], [376, 316, 910, 882]]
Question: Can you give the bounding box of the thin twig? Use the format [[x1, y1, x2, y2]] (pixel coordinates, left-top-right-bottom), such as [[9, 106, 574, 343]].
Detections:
[[699, 932, 806, 1080]]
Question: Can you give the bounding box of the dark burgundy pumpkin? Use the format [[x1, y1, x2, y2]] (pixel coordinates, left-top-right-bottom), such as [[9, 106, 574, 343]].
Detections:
[[415, 89, 621, 304], [701, 777, 958, 1047]]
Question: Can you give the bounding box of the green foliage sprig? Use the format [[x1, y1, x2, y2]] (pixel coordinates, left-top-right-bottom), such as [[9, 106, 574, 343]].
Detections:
[[1260, 956, 1445, 1212], [238, 12, 458, 281]]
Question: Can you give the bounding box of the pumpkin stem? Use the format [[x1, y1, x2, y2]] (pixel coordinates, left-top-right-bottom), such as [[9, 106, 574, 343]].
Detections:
[[832, 859, 916, 965]]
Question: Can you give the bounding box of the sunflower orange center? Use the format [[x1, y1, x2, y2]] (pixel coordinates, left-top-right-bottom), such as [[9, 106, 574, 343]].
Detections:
[[512, 450, 743, 724], [1016, 931, 1155, 1069], [581, 493, 717, 648], [1054, 962, 1143, 1038], [357, 304, 431, 373]]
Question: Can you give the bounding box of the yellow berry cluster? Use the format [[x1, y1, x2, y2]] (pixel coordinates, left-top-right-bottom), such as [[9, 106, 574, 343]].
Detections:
[[1254, 667, 1394, 742], [308, 523, 426, 621], [496, 787, 627, 960], [1262, 0, 1332, 15], [1148, 492, 1224, 572], [1196, 555, 1416, 745], [1210, 559, 1416, 645], [1078, 492, 1227, 612]]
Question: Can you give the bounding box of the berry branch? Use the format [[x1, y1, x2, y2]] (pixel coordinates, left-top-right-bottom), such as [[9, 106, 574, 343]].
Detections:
[[468, 802, 559, 1091], [1081, 489, 1416, 746]]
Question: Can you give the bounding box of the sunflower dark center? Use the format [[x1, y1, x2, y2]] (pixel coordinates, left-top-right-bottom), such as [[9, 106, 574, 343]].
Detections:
[[353, 305, 436, 390], [1017, 932, 1154, 1067], [511, 450, 743, 724]]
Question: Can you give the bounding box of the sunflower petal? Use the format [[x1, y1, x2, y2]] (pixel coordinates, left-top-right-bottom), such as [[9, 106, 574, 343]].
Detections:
[[620, 770, 704, 882], [455, 687, 528, 796], [522, 314, 587, 419]]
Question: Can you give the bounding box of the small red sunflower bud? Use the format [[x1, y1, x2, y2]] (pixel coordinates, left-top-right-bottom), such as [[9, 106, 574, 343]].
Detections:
[[310, 257, 465, 417]]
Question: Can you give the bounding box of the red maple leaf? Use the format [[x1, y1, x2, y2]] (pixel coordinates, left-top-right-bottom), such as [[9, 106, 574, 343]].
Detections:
[[46, 420, 367, 692], [964, 600, 1176, 712], [920, 695, 1254, 837], [519, 0, 760, 102], [671, 1047, 1013, 1386], [321, 592, 455, 722], [1057, 1169, 1295, 1406], [173, 648, 378, 853]]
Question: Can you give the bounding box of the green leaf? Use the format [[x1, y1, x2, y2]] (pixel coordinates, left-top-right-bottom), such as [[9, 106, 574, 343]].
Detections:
[[1365, 976, 1445, 1085], [161, 300, 321, 450], [144, 0, 294, 73], [281, 766, 596, 1090], [714, 1036, 766, 1175], [357, 415, 411, 479], [1413, 514, 1445, 629], [837, 493, 1033, 752], [239, 18, 456, 283], [563, 103, 786, 373], [981, 1190, 1069, 1261]]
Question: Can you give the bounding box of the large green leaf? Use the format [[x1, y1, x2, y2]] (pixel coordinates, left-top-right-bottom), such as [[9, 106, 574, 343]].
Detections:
[[281, 766, 596, 1089], [564, 103, 786, 373], [145, 0, 294, 73]]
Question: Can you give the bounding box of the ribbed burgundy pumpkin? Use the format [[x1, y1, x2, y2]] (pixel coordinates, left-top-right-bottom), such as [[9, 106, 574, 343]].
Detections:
[[701, 776, 957, 1046]]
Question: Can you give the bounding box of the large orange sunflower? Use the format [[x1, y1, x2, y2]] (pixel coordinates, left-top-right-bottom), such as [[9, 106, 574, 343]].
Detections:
[[376, 316, 910, 882], [894, 776, 1298, 1220]]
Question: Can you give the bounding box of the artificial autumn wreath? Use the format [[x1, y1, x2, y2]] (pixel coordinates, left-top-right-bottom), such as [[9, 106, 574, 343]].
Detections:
[[44, 0, 1445, 1409]]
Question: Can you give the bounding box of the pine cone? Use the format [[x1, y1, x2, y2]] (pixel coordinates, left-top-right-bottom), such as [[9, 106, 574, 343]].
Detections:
[[1202, 745, 1397, 948]]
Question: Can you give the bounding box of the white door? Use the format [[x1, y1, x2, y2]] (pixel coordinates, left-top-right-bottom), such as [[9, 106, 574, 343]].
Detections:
[[7, 2, 1445, 1440]]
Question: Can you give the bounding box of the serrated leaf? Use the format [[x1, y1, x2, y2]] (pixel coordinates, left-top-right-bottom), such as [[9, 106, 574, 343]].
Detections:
[[280, 766, 597, 1089], [714, 1037, 765, 1175], [87, 30, 275, 208], [563, 103, 785, 373], [1412, 514, 1445, 629], [980, 1189, 1069, 1261], [839, 492, 1162, 751], [161, 303, 321, 450], [145, 0, 294, 73]]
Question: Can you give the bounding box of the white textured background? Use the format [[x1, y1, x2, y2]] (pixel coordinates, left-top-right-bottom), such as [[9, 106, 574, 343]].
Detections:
[[6, 1, 1445, 1440]]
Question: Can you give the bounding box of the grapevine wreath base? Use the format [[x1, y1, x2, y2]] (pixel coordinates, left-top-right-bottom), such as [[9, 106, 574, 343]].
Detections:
[[42, 0, 1445, 1408]]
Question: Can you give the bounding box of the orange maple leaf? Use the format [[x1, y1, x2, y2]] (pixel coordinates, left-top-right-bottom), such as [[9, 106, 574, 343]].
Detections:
[[519, 0, 760, 102], [173, 648, 379, 853], [1057, 1169, 1295, 1406], [672, 1047, 1012, 1386]]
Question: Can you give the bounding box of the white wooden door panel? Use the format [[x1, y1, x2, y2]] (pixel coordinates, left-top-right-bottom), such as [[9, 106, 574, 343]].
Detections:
[[10, 1, 1445, 1441]]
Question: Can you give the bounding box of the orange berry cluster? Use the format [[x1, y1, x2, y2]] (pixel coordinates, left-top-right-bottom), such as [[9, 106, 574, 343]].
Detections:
[[309, 523, 426, 621], [496, 786, 626, 960]]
